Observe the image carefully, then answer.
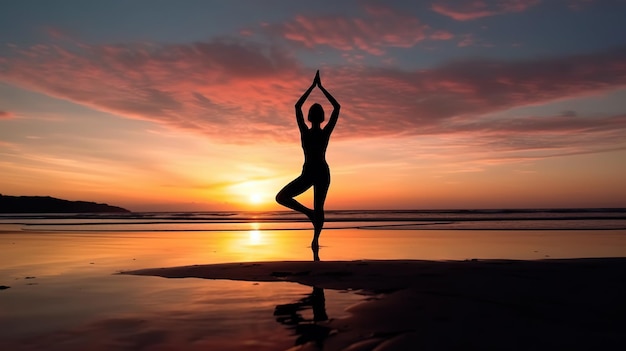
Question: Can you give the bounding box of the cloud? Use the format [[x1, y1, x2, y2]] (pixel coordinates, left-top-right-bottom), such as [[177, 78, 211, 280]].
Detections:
[[432, 0, 541, 21], [455, 113, 626, 166], [426, 47, 626, 120], [0, 110, 14, 119], [264, 6, 432, 55], [324, 46, 626, 139], [1, 37, 626, 152], [0, 39, 305, 142], [451, 113, 626, 138]]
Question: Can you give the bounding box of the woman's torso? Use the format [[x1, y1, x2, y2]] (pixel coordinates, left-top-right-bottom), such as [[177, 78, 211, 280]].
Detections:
[[301, 128, 330, 172]]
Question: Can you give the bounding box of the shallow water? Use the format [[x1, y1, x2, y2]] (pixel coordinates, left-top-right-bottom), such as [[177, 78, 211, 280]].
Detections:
[[1, 226, 626, 350]]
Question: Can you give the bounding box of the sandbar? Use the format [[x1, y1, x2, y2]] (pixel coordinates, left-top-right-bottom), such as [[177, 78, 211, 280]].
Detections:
[[124, 258, 626, 350]]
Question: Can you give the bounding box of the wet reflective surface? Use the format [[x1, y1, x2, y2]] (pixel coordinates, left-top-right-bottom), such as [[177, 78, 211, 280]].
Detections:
[[1, 227, 625, 349]]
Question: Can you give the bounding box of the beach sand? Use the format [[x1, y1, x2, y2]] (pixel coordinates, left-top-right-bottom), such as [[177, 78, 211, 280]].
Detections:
[[125, 258, 626, 350]]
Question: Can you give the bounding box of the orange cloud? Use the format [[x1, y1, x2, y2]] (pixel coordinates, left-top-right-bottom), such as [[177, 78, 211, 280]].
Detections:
[[432, 0, 541, 21]]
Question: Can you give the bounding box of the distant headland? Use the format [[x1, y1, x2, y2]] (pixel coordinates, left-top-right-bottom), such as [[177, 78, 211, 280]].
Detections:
[[0, 194, 130, 213]]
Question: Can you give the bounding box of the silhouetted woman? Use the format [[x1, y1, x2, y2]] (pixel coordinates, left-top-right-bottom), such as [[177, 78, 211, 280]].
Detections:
[[276, 70, 340, 249]]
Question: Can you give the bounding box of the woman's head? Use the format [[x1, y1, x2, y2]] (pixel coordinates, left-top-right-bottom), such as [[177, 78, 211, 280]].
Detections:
[[308, 103, 325, 124]]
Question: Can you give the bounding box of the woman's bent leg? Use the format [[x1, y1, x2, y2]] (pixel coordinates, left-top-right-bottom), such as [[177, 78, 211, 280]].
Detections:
[[276, 175, 314, 221]]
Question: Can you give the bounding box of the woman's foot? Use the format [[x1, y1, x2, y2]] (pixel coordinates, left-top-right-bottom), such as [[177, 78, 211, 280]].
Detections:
[[312, 245, 320, 261]]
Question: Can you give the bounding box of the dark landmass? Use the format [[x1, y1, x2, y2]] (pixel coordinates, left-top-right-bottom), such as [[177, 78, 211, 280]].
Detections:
[[0, 194, 130, 213]]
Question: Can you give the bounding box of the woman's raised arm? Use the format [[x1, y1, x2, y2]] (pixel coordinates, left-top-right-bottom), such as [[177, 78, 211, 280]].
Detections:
[[317, 74, 340, 133], [295, 73, 317, 132]]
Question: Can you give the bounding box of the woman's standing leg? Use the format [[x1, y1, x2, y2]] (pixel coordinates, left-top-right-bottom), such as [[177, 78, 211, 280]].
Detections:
[[312, 178, 330, 249]]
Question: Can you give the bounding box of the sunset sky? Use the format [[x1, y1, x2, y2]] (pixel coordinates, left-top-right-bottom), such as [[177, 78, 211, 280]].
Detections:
[[1, 0, 626, 211]]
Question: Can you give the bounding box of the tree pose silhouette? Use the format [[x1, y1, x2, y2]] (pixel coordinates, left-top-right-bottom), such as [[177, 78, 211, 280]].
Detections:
[[276, 70, 340, 250]]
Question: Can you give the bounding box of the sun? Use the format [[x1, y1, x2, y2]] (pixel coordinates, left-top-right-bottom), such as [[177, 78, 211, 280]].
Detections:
[[249, 193, 263, 205], [229, 179, 274, 208]]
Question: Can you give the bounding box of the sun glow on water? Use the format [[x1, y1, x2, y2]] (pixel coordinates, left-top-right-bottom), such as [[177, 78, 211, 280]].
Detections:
[[248, 223, 263, 245], [248, 230, 262, 245]]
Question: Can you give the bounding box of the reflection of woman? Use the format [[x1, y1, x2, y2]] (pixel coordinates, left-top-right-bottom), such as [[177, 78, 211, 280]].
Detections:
[[274, 286, 330, 346], [276, 70, 340, 249]]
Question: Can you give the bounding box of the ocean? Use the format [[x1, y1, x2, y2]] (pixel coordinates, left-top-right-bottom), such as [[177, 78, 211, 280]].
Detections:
[[2, 208, 626, 232]]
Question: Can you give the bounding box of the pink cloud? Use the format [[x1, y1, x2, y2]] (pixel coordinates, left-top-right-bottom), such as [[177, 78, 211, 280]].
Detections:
[[0, 110, 14, 119], [432, 0, 541, 21], [1, 38, 626, 152], [420, 47, 624, 119], [322, 46, 626, 147], [0, 39, 306, 142], [267, 7, 431, 55]]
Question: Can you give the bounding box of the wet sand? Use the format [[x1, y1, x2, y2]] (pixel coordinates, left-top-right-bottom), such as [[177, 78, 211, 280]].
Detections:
[[126, 258, 626, 350]]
